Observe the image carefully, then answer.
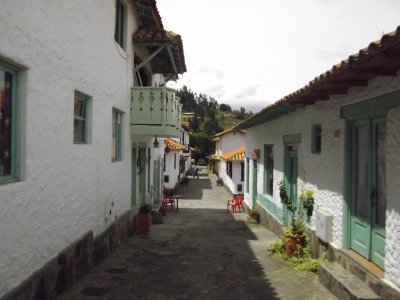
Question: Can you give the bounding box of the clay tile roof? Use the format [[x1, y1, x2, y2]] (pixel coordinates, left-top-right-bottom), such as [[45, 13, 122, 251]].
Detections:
[[235, 25, 400, 130], [214, 127, 245, 138], [165, 138, 186, 151], [133, 28, 187, 74], [134, 0, 163, 29], [132, 0, 187, 75], [221, 147, 246, 161], [209, 154, 221, 160]]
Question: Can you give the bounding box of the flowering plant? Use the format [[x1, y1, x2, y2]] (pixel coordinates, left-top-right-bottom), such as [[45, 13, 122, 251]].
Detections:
[[299, 188, 314, 221]]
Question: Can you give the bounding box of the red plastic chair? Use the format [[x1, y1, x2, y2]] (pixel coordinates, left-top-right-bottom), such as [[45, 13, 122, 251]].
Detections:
[[227, 195, 244, 213], [163, 187, 176, 211]]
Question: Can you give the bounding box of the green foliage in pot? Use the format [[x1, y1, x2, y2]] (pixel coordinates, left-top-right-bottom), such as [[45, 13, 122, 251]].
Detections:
[[267, 237, 326, 272], [139, 204, 152, 213]]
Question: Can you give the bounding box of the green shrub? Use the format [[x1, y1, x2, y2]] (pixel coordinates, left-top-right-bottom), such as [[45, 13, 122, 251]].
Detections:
[[267, 237, 325, 273]]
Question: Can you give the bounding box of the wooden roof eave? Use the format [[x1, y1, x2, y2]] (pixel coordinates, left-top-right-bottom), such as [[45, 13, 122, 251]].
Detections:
[[235, 103, 304, 130]]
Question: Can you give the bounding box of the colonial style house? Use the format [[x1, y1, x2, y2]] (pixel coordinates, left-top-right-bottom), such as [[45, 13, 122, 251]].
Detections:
[[163, 137, 186, 190], [211, 128, 246, 195], [0, 0, 186, 298], [235, 27, 400, 298]]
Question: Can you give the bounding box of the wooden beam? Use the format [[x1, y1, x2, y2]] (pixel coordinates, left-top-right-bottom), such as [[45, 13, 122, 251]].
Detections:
[[330, 79, 368, 86], [352, 67, 399, 76], [133, 43, 168, 73], [312, 87, 349, 95], [166, 44, 178, 76]]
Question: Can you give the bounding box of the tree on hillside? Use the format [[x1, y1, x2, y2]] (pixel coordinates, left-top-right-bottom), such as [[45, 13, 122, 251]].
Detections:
[[219, 103, 232, 112], [176, 85, 196, 112]]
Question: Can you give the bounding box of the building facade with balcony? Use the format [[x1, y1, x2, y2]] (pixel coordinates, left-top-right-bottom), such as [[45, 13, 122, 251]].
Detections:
[[0, 0, 186, 298]]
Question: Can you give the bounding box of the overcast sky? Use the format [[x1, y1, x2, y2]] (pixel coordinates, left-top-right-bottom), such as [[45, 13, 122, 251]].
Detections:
[[157, 0, 400, 113]]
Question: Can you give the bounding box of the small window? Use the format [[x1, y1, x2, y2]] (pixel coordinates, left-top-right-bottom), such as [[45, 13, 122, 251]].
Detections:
[[237, 184, 243, 192], [112, 109, 123, 161], [164, 175, 169, 183], [226, 161, 232, 178], [115, 0, 126, 50], [163, 154, 166, 172], [74, 91, 90, 144], [174, 153, 177, 169], [0, 61, 19, 184], [240, 162, 244, 181], [311, 124, 322, 154]]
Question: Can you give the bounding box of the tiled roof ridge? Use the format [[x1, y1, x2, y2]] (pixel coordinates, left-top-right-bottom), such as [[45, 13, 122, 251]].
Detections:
[[235, 25, 400, 129], [214, 127, 245, 137], [165, 138, 186, 150], [220, 146, 246, 161]]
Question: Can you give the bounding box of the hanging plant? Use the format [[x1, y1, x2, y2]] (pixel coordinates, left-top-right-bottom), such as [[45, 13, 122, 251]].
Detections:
[[279, 180, 289, 205], [300, 188, 315, 221]]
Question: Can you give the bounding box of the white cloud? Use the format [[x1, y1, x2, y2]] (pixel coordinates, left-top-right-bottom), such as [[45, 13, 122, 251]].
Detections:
[[158, 0, 400, 113]]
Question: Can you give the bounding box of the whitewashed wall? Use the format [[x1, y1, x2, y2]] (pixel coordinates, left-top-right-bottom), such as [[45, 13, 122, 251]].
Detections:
[[0, 0, 138, 295], [220, 131, 245, 153], [164, 149, 180, 189], [245, 74, 400, 288], [220, 160, 243, 195]]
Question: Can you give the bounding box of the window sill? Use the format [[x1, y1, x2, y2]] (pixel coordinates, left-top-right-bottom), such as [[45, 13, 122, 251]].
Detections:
[[0, 176, 19, 185]]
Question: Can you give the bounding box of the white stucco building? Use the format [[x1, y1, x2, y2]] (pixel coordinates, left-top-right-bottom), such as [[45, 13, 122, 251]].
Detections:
[[0, 1, 186, 298], [211, 128, 246, 195], [236, 27, 400, 297]]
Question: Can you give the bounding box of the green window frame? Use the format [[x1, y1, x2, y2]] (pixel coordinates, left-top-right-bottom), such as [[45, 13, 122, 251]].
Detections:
[[112, 109, 123, 161], [311, 124, 322, 154], [263, 145, 273, 196], [73, 91, 90, 144], [0, 60, 20, 184], [115, 0, 126, 50]]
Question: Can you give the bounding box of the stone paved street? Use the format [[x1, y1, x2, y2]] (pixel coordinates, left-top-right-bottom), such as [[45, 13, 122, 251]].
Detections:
[[58, 166, 337, 299]]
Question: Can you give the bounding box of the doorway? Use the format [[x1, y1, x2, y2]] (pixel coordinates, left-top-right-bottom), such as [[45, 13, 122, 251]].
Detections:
[[348, 117, 386, 269]]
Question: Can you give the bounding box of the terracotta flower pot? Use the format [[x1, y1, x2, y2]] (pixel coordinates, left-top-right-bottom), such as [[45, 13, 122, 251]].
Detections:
[[137, 212, 150, 235], [284, 234, 306, 256]]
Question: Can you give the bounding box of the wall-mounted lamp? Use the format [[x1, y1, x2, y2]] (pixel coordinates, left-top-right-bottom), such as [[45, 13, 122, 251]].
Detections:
[[153, 135, 159, 148]]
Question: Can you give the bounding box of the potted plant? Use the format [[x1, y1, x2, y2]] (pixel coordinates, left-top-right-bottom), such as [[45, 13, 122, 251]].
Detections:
[[246, 207, 260, 224], [279, 181, 315, 256], [300, 188, 314, 222], [137, 204, 152, 235]]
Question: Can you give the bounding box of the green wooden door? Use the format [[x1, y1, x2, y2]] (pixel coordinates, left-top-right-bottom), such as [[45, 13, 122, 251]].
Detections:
[[252, 160, 258, 209], [283, 144, 298, 225], [349, 118, 386, 268], [138, 147, 146, 205], [131, 148, 137, 207]]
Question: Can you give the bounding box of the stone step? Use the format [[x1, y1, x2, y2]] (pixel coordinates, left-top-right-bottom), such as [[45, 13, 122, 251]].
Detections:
[[319, 262, 380, 300]]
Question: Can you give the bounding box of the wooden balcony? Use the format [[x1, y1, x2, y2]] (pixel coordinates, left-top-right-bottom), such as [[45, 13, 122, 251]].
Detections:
[[131, 87, 182, 138]]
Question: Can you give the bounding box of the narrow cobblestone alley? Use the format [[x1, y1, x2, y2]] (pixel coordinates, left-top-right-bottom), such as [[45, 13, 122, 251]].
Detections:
[[58, 166, 337, 300]]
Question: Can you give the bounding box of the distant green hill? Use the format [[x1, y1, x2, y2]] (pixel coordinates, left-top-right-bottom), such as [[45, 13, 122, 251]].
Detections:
[[177, 86, 252, 156], [215, 111, 241, 130]]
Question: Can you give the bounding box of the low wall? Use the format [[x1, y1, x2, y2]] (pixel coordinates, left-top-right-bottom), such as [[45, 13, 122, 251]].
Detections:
[[3, 211, 136, 300]]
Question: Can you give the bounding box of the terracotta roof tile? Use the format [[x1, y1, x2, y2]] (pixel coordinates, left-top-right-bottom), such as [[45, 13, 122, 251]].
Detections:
[[214, 127, 245, 138], [133, 28, 186, 74], [236, 25, 400, 129], [209, 154, 221, 160], [165, 138, 186, 151], [221, 147, 246, 161]]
